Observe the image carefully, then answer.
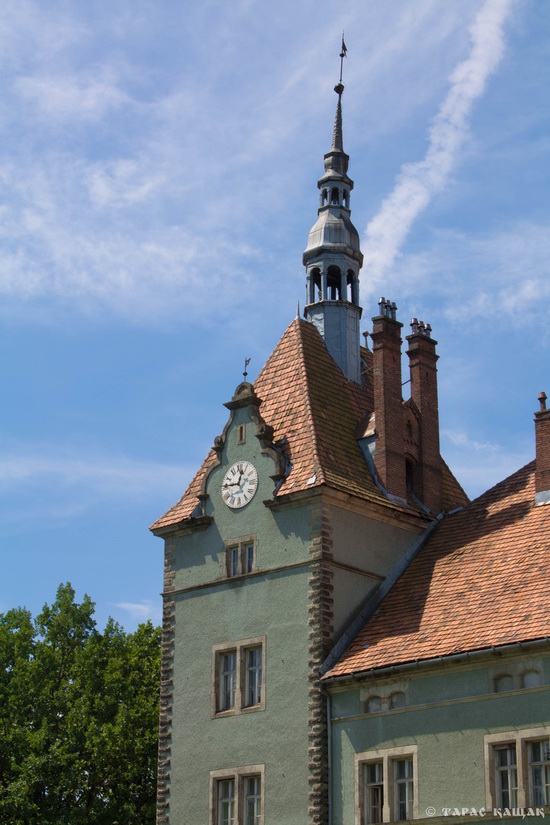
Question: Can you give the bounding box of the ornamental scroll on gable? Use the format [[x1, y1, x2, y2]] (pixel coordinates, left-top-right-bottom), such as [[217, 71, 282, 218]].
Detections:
[[197, 382, 288, 508]]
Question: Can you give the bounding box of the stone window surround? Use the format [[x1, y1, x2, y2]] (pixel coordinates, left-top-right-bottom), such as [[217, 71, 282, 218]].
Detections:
[[211, 636, 266, 718], [209, 764, 265, 825], [355, 744, 419, 825], [489, 659, 543, 693], [360, 679, 409, 713], [224, 535, 257, 578], [484, 726, 550, 810]]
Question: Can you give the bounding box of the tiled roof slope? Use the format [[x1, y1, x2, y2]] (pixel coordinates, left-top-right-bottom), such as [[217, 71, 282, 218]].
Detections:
[[151, 318, 466, 531], [325, 460, 550, 678]]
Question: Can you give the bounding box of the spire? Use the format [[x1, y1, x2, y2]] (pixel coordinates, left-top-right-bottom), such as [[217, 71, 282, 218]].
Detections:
[[331, 83, 344, 153], [302, 39, 363, 384]]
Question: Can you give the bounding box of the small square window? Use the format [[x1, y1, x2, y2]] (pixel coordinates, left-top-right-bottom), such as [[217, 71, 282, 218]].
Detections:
[[225, 537, 256, 578]]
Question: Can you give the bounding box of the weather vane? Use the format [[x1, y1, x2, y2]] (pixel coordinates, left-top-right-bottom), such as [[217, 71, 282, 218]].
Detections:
[[339, 32, 347, 84], [243, 357, 251, 380]]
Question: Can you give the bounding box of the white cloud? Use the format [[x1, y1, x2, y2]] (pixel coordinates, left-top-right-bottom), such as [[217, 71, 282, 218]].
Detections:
[[15, 70, 129, 122], [442, 428, 533, 499], [0, 445, 192, 500], [362, 0, 516, 297], [113, 600, 161, 626]]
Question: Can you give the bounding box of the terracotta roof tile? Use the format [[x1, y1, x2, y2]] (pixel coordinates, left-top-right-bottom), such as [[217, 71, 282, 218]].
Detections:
[[325, 460, 550, 678], [151, 319, 466, 531]]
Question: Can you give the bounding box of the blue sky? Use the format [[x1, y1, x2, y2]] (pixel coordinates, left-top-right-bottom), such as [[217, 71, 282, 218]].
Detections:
[[1, 0, 549, 630]]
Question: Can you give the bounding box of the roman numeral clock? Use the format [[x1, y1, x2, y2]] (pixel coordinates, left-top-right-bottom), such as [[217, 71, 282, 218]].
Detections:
[[221, 460, 259, 509]]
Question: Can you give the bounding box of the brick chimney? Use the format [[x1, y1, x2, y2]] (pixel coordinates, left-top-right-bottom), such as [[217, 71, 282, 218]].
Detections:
[[535, 391, 550, 505], [406, 319, 442, 514], [371, 298, 407, 502]]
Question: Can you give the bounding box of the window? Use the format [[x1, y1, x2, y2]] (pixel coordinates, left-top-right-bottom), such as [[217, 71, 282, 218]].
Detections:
[[357, 746, 418, 823], [218, 650, 237, 711], [490, 660, 543, 693], [494, 674, 514, 693], [495, 745, 517, 808], [237, 424, 246, 444], [217, 778, 235, 825], [389, 692, 406, 710], [529, 740, 550, 806], [225, 537, 256, 577], [485, 728, 550, 809], [363, 762, 384, 824], [213, 637, 266, 716], [361, 682, 409, 713], [210, 767, 264, 825], [522, 670, 542, 689], [394, 758, 414, 821]]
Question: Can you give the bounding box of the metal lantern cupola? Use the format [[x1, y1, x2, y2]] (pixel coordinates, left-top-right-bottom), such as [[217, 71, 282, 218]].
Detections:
[[303, 42, 364, 384]]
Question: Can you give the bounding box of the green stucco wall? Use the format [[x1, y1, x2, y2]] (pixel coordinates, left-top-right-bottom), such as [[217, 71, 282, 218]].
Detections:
[[330, 657, 550, 825]]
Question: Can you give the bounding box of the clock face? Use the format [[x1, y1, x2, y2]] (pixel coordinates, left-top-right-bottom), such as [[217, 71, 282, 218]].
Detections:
[[221, 461, 258, 509]]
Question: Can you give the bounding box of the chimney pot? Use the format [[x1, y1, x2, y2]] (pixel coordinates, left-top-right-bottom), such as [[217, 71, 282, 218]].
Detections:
[[538, 391, 547, 412]]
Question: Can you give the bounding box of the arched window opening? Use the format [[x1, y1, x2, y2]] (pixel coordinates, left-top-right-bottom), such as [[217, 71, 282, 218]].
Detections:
[[405, 458, 416, 492], [389, 691, 406, 710], [366, 696, 382, 713], [310, 267, 322, 303], [346, 270, 357, 303], [494, 674, 514, 693], [327, 265, 342, 300], [321, 189, 328, 206], [343, 189, 349, 208], [330, 187, 339, 205], [521, 670, 541, 689]]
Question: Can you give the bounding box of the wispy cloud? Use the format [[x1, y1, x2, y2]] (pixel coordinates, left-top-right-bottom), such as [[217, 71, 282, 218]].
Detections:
[[362, 0, 516, 296], [442, 428, 532, 498], [113, 600, 161, 626], [0, 444, 192, 499]]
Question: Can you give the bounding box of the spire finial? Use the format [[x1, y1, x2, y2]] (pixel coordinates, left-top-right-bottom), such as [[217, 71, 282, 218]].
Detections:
[[339, 32, 347, 85], [243, 357, 251, 380], [332, 36, 347, 153]]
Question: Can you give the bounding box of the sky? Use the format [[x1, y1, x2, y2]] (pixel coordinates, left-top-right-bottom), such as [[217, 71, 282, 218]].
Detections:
[[1, 0, 549, 631]]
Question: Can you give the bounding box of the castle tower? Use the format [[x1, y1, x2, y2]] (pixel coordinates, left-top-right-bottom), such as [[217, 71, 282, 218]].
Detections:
[[303, 70, 363, 383]]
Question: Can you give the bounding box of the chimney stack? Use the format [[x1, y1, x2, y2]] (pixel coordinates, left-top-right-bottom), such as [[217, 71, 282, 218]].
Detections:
[[406, 319, 442, 514], [371, 298, 406, 502], [535, 391, 550, 505]]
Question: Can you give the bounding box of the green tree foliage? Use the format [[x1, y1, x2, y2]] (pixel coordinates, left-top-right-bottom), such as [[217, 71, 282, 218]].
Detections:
[[0, 584, 160, 824]]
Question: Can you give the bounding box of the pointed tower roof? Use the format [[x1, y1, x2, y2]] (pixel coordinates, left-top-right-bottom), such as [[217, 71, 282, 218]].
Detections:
[[150, 320, 467, 533]]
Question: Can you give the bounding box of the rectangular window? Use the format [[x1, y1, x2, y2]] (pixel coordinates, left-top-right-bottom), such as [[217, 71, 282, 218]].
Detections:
[[529, 740, 550, 806], [394, 758, 414, 821], [244, 775, 262, 825], [495, 745, 517, 809], [211, 767, 264, 825], [225, 537, 256, 577], [245, 647, 262, 707], [217, 778, 235, 825], [364, 762, 384, 824], [356, 747, 417, 823], [213, 637, 266, 717], [218, 651, 237, 712]]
